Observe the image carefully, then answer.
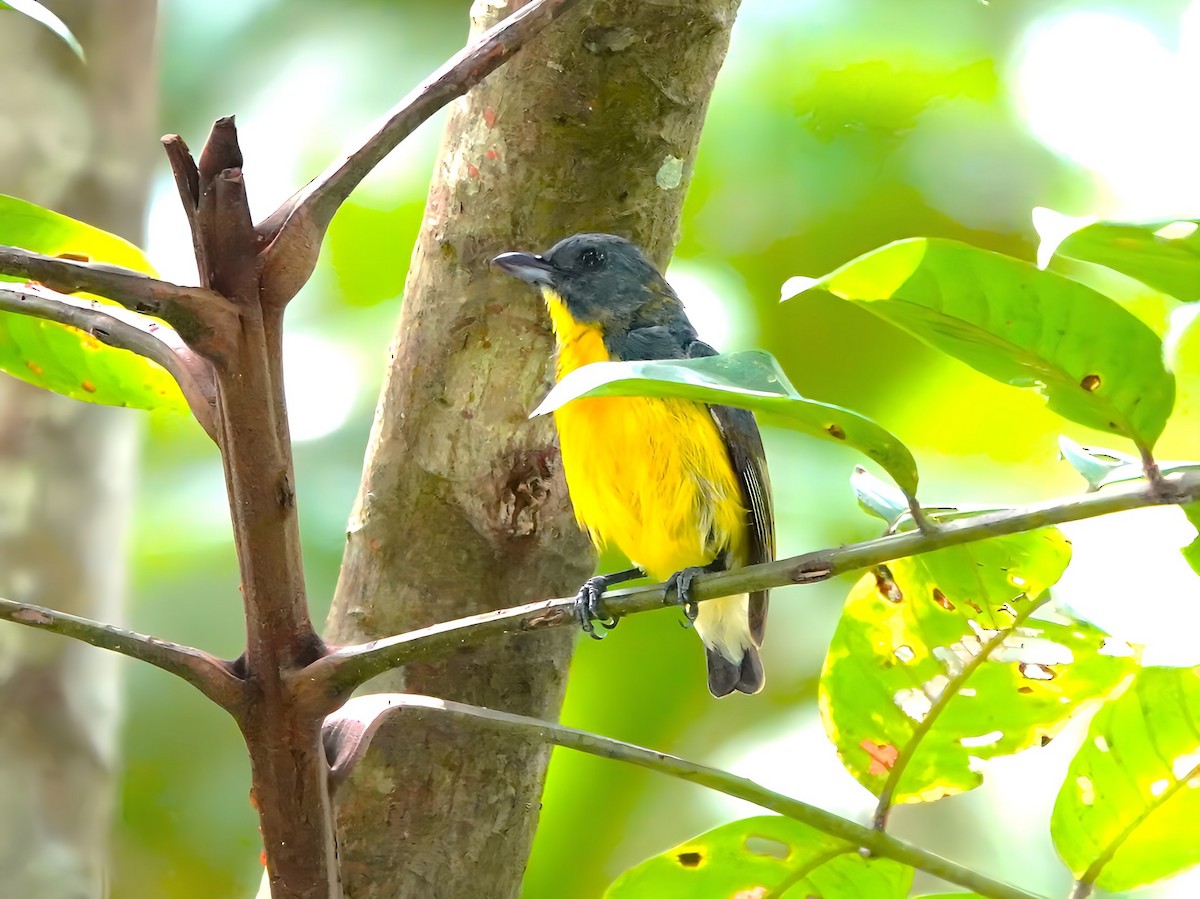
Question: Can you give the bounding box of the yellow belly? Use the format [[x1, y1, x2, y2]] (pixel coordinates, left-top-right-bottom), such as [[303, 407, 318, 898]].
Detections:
[[554, 394, 747, 578]]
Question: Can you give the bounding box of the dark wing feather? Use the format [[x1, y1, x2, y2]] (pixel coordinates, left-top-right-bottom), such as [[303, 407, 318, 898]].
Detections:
[[688, 341, 775, 646]]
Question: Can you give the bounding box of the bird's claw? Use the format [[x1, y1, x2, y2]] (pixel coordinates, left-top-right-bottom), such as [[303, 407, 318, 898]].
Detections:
[[665, 566, 704, 628], [575, 575, 620, 640]]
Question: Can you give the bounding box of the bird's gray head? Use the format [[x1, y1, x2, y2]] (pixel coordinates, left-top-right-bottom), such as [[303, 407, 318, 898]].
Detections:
[[492, 233, 684, 332]]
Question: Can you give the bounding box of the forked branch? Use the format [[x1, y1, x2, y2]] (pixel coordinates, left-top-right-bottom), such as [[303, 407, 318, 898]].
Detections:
[[323, 694, 1045, 899], [0, 284, 218, 438], [0, 244, 236, 350]]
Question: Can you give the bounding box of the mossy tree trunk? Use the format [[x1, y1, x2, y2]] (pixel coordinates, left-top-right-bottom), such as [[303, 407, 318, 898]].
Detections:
[[324, 0, 742, 895]]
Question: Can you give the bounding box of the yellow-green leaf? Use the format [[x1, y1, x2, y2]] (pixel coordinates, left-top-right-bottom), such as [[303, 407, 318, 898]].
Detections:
[[603, 816, 912, 899], [1052, 666, 1200, 892], [820, 529, 1137, 804], [0, 195, 186, 413], [785, 238, 1176, 450], [532, 349, 919, 498]]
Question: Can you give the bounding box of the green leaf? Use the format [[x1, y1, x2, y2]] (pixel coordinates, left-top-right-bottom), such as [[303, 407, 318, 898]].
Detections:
[[1057, 437, 1138, 491], [784, 238, 1176, 450], [532, 349, 919, 498], [851, 465, 910, 525], [603, 816, 912, 899], [0, 0, 85, 62], [820, 530, 1137, 804], [1052, 666, 1200, 892], [0, 195, 186, 413], [1048, 215, 1200, 303], [1182, 504, 1200, 578]]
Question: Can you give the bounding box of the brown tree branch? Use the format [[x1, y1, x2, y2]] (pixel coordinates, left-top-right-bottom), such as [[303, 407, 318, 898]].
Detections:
[[0, 244, 237, 352], [255, 0, 591, 308], [323, 694, 1045, 899], [0, 283, 218, 439], [305, 468, 1200, 703], [0, 596, 243, 709]]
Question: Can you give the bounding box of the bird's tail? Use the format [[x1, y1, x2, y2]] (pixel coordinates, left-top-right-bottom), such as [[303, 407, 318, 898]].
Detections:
[[696, 593, 765, 697], [705, 644, 764, 696]]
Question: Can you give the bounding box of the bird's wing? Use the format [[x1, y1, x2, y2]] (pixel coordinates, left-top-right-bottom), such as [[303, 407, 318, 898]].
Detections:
[[688, 341, 775, 646]]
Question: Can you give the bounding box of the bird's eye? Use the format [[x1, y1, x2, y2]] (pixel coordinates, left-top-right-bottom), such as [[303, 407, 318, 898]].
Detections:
[[579, 248, 603, 270]]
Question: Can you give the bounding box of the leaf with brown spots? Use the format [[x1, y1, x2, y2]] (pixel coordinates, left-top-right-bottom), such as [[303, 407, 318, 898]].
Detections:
[[604, 816, 911, 899], [820, 527, 1137, 806], [785, 238, 1175, 450]]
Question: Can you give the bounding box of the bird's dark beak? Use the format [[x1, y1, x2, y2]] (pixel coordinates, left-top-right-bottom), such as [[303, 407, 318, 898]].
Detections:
[[492, 251, 555, 286]]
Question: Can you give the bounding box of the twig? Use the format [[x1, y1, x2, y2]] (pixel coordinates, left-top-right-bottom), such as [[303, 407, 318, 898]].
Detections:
[[255, 0, 590, 305], [307, 469, 1200, 700], [0, 245, 236, 349], [0, 596, 243, 709], [334, 694, 1046, 899], [0, 284, 218, 439]]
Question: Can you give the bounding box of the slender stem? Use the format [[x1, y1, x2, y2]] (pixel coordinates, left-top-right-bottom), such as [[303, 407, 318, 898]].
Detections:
[[0, 244, 236, 348], [307, 470, 1200, 701], [0, 596, 242, 709], [332, 694, 1046, 899], [261, 0, 590, 239], [1069, 881, 1093, 899], [872, 594, 1050, 829], [0, 283, 218, 438]]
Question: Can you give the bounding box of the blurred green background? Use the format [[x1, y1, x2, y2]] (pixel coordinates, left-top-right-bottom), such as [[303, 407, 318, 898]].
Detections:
[[110, 0, 1200, 896]]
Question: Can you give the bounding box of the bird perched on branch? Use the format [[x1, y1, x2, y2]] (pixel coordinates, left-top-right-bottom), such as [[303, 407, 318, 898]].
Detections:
[[493, 234, 774, 696]]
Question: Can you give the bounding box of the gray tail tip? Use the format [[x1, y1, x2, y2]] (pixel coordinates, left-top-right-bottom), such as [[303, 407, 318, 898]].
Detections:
[[705, 646, 765, 697]]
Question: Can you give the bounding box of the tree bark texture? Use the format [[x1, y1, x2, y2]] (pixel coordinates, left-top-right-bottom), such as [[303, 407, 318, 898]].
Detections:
[[0, 1, 156, 896], [324, 0, 742, 895]]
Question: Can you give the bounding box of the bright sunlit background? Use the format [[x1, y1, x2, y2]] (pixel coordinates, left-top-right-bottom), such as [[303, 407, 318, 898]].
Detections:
[[106, 0, 1200, 896]]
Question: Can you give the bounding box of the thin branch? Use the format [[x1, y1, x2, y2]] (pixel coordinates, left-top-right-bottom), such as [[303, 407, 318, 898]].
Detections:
[[332, 694, 1046, 899], [256, 0, 590, 305], [0, 596, 243, 710], [0, 284, 218, 439], [0, 244, 238, 352], [307, 469, 1200, 701]]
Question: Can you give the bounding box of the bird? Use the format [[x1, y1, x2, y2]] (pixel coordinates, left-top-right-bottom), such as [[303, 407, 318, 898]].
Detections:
[[493, 233, 774, 696]]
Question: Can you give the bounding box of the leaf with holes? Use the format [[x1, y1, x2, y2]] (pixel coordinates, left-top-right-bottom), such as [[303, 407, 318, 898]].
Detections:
[[603, 815, 912, 899], [0, 195, 186, 412], [1053, 666, 1200, 892], [0, 0, 84, 61], [1047, 217, 1200, 303], [532, 349, 919, 498], [784, 238, 1176, 450], [820, 529, 1137, 806]]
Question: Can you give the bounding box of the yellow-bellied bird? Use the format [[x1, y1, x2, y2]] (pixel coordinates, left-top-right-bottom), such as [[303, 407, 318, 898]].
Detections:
[[494, 234, 775, 696]]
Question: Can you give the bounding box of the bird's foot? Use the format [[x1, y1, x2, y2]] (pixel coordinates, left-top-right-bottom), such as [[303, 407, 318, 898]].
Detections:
[[664, 566, 706, 627], [575, 575, 620, 639], [574, 567, 643, 639]]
